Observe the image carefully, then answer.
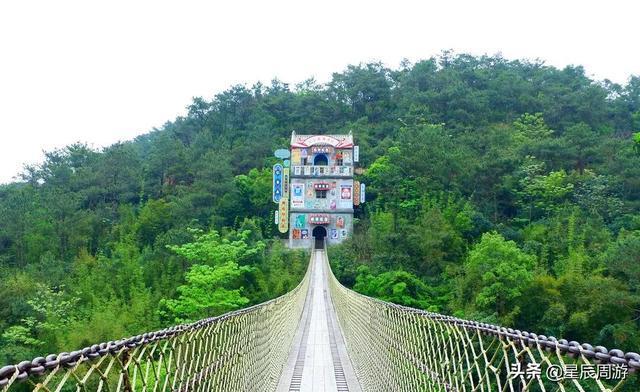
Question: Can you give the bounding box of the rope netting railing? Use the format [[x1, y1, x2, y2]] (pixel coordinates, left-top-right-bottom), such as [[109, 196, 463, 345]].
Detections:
[[326, 258, 640, 392], [3, 247, 640, 392], [0, 258, 311, 392]]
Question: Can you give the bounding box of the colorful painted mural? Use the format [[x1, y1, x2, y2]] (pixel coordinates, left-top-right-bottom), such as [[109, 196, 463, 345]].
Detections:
[[285, 132, 359, 248], [292, 184, 304, 207], [291, 149, 301, 165]]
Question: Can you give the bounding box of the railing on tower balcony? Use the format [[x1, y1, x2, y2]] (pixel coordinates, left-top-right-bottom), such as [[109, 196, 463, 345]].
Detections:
[[290, 165, 353, 177]]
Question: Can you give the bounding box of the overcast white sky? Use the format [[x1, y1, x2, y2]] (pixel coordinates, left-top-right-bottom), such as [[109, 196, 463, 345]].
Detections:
[[0, 0, 639, 184]]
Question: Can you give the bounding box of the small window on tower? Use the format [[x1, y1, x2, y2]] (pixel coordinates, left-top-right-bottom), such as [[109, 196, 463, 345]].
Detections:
[[316, 190, 327, 199]]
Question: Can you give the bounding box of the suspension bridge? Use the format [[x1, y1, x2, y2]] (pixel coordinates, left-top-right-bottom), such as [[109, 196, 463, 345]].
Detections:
[[0, 243, 638, 392]]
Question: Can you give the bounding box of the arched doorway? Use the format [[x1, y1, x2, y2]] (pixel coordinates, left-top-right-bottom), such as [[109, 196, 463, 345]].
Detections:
[[313, 154, 328, 166], [312, 226, 327, 249]]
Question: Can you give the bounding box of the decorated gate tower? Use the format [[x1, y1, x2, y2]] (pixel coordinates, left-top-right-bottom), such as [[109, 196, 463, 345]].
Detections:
[[272, 132, 364, 249]]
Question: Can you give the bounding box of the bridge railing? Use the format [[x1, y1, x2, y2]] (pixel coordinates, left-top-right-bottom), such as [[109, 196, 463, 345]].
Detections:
[[3, 247, 639, 392], [326, 257, 640, 392], [0, 256, 312, 392]]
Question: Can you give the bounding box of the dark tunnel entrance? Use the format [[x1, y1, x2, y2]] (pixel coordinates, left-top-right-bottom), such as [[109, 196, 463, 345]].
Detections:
[[312, 226, 327, 249]]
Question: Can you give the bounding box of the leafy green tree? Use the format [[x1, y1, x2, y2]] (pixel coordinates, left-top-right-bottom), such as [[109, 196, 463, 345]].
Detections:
[[517, 275, 564, 335], [234, 168, 273, 233], [633, 132, 640, 156], [159, 229, 262, 322], [328, 63, 394, 121], [462, 232, 536, 324], [603, 231, 640, 292], [160, 263, 250, 323], [572, 173, 623, 223], [557, 274, 639, 349], [353, 266, 435, 310], [136, 199, 174, 246], [363, 154, 406, 212], [1, 285, 79, 363], [392, 123, 470, 192], [513, 113, 553, 141], [405, 197, 468, 276], [167, 229, 265, 267], [562, 122, 600, 174], [516, 160, 574, 221]]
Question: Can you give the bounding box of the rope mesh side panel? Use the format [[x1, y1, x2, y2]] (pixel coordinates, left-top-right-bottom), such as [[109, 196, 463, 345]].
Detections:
[[3, 251, 639, 392], [327, 262, 639, 392], [0, 258, 312, 392]]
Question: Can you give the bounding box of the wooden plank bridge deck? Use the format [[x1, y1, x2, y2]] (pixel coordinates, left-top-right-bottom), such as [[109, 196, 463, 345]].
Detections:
[[277, 250, 361, 392]]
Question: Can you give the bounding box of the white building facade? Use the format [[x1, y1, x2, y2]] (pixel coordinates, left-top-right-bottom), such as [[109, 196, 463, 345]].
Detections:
[[287, 133, 358, 249]]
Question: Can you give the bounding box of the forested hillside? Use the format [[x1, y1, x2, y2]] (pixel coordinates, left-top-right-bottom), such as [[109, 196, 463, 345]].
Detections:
[[1, 53, 640, 365]]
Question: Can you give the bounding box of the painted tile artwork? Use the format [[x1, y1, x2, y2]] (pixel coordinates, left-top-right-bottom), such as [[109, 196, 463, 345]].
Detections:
[[283, 132, 364, 248]]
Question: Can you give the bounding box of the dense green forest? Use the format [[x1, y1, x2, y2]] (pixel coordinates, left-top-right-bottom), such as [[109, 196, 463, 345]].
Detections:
[[1, 53, 640, 366]]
